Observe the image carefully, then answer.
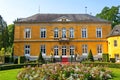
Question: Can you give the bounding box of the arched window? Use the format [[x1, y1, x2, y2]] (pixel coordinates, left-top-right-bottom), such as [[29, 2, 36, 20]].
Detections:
[[70, 28, 74, 38], [54, 28, 58, 38], [62, 28, 66, 38]]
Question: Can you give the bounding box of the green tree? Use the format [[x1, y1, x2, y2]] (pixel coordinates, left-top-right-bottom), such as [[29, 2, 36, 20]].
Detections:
[[38, 51, 45, 63], [8, 24, 14, 47], [87, 49, 94, 62], [96, 6, 120, 28]]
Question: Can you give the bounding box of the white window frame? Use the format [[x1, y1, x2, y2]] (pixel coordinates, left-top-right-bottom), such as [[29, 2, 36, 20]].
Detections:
[[40, 28, 46, 38], [54, 28, 59, 38], [81, 28, 87, 38], [82, 44, 88, 54], [24, 45, 30, 56], [24, 28, 31, 38], [54, 46, 59, 56], [70, 46, 74, 55], [62, 28, 66, 38], [97, 45, 102, 54], [96, 28, 102, 38], [40, 45, 46, 54], [62, 46, 66, 55], [70, 28, 74, 38]]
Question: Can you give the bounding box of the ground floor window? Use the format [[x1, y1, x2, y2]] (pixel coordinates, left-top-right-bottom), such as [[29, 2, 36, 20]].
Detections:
[[97, 45, 102, 54], [82, 44, 88, 54], [54, 46, 58, 56], [62, 46, 66, 55], [40, 45, 46, 54], [24, 45, 30, 55], [70, 46, 74, 55], [115, 54, 119, 61]]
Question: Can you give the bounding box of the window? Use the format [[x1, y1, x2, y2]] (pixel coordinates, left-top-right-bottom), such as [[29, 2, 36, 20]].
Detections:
[[82, 28, 87, 38], [62, 46, 66, 55], [40, 45, 46, 54], [70, 28, 74, 38], [96, 28, 102, 38], [25, 28, 31, 38], [70, 46, 74, 55], [40, 28, 46, 38], [54, 28, 59, 38], [97, 45, 102, 54], [24, 45, 30, 55], [82, 44, 88, 54], [62, 28, 66, 38], [114, 40, 117, 47], [54, 46, 58, 56]]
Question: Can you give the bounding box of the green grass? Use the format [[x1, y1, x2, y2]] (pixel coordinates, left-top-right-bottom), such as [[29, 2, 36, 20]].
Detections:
[[0, 68, 120, 80], [0, 69, 21, 80], [109, 68, 120, 80]]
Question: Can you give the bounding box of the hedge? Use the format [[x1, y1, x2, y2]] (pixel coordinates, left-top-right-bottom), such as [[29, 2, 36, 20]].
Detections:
[[82, 62, 120, 68], [0, 63, 41, 71]]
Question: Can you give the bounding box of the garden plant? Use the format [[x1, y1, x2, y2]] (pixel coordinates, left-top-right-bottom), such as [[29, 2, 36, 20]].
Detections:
[[17, 63, 112, 80]]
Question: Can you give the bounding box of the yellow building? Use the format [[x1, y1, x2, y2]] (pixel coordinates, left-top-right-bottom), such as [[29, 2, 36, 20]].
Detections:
[[107, 25, 120, 61], [14, 14, 111, 61]]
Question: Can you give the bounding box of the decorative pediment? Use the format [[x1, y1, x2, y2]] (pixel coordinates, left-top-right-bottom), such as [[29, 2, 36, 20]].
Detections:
[[53, 16, 72, 22]]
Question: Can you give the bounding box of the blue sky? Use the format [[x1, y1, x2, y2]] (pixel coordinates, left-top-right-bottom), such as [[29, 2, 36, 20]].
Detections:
[[0, 0, 120, 25]]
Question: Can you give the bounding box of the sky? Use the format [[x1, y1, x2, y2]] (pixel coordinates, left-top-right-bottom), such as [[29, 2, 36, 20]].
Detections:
[[0, 0, 120, 25]]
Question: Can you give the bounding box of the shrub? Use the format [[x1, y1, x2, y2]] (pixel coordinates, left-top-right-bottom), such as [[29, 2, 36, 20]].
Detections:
[[38, 51, 45, 63], [102, 54, 109, 62], [87, 49, 94, 62], [0, 63, 39, 70], [17, 63, 112, 80], [110, 58, 115, 63]]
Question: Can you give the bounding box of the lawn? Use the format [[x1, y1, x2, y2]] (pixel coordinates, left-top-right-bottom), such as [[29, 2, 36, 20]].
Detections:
[[0, 68, 120, 80], [0, 69, 21, 80]]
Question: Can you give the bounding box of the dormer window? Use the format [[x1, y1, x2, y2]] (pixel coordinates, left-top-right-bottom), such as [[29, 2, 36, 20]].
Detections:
[[55, 16, 71, 22]]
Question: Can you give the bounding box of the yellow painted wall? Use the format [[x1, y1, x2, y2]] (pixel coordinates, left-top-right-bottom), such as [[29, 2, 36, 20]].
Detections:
[[108, 36, 120, 58], [14, 22, 111, 57]]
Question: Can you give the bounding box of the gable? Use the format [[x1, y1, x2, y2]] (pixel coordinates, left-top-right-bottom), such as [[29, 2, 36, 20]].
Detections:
[[53, 16, 72, 22]]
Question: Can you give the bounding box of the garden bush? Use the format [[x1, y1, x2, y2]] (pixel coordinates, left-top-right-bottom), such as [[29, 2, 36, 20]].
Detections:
[[102, 54, 109, 62], [82, 62, 120, 68], [110, 58, 115, 63], [17, 63, 112, 80], [0, 63, 39, 70]]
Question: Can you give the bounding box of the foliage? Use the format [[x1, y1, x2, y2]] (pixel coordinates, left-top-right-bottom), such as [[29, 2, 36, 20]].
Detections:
[[96, 6, 120, 28], [0, 63, 38, 70], [38, 51, 45, 63], [17, 63, 112, 80], [87, 49, 94, 62], [82, 62, 120, 68], [110, 58, 115, 63], [102, 54, 109, 62]]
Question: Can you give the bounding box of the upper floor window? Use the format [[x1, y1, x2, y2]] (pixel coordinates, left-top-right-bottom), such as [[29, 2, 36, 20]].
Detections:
[[25, 28, 31, 38], [62, 28, 66, 38], [114, 40, 117, 47], [24, 45, 30, 55], [96, 28, 102, 38], [54, 46, 58, 56], [62, 46, 66, 55], [40, 28, 46, 38], [40, 45, 46, 54], [70, 46, 74, 55], [54, 28, 59, 38], [97, 45, 102, 54], [82, 44, 88, 54], [82, 28, 87, 38], [70, 28, 74, 38]]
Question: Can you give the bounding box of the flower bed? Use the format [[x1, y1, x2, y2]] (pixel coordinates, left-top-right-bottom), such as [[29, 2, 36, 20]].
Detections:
[[17, 63, 112, 80]]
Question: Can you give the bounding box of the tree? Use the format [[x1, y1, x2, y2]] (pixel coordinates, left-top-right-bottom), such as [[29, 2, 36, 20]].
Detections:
[[38, 51, 45, 63], [87, 49, 94, 62], [96, 6, 120, 28], [8, 24, 14, 47]]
